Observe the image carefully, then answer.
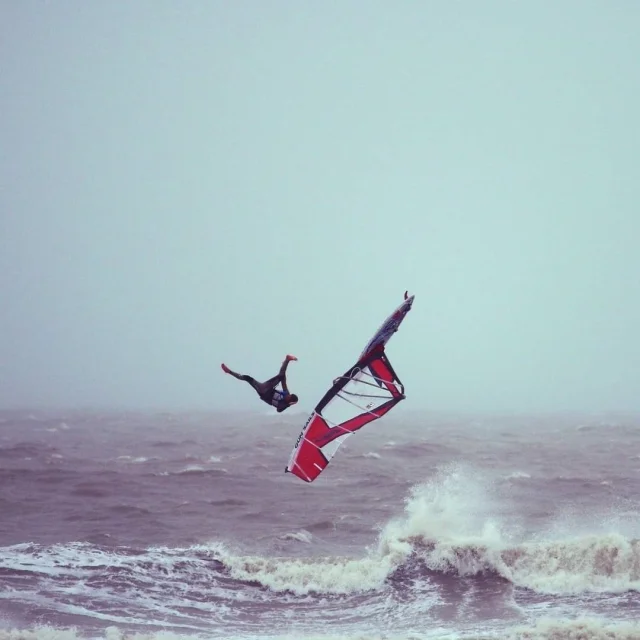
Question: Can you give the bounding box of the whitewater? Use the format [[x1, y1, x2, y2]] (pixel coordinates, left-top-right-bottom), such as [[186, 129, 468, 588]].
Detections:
[[1, 409, 640, 640]]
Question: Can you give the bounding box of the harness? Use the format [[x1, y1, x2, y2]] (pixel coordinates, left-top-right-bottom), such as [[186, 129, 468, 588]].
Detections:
[[269, 388, 286, 408]]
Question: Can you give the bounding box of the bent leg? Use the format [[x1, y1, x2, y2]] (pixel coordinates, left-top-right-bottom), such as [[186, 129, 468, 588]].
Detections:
[[278, 358, 291, 377], [260, 373, 284, 391], [258, 357, 291, 391]]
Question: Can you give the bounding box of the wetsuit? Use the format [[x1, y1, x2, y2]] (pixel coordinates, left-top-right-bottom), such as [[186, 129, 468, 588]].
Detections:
[[229, 358, 293, 413]]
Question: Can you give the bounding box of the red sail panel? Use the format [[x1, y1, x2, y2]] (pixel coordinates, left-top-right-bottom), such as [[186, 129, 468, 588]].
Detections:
[[286, 350, 405, 482]]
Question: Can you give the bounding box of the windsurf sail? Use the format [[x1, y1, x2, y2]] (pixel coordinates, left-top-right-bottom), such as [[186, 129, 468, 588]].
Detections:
[[359, 291, 414, 358], [286, 292, 414, 483]]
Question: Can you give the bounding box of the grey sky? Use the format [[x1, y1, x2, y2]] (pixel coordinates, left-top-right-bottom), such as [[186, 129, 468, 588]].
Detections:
[[1, 2, 639, 412]]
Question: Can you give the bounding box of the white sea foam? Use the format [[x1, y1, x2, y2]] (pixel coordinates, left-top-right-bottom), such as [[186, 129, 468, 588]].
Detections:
[[116, 456, 149, 464], [503, 471, 531, 480], [278, 530, 313, 544], [4, 618, 640, 640]]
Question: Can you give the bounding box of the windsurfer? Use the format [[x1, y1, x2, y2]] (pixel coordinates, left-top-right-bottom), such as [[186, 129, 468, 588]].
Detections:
[[221, 355, 299, 413]]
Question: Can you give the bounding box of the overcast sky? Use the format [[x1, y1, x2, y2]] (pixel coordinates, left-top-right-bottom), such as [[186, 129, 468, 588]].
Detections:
[[1, 1, 639, 413]]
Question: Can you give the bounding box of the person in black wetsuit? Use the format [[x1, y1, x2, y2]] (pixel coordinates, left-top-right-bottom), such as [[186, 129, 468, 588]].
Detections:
[[221, 355, 298, 413]]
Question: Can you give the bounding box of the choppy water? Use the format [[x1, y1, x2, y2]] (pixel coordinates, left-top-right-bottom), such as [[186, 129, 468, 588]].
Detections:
[[2, 408, 640, 640]]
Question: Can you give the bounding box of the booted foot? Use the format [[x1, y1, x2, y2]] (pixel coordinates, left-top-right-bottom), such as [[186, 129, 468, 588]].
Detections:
[[286, 355, 298, 361], [221, 363, 231, 374]]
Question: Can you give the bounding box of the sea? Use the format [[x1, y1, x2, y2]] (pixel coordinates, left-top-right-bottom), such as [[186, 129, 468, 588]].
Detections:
[[1, 408, 640, 640]]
